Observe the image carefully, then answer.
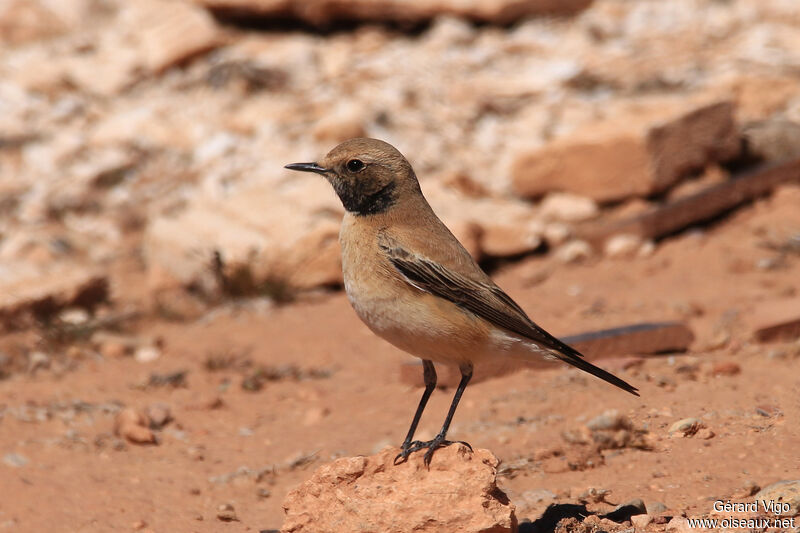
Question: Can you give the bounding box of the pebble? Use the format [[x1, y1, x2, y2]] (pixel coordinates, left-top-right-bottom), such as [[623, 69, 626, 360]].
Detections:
[[216, 503, 238, 522], [668, 418, 705, 437], [631, 514, 652, 528], [710, 361, 741, 376], [134, 346, 161, 363], [604, 233, 643, 258], [586, 410, 632, 431], [555, 240, 593, 263], [114, 408, 156, 445], [145, 403, 172, 429], [3, 452, 29, 467]]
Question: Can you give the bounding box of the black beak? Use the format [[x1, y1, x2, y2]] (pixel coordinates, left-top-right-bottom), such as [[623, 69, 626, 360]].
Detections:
[[284, 162, 329, 175]]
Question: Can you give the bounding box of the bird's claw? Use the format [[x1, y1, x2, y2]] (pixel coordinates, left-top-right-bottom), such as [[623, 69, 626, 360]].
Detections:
[[393, 436, 473, 466]]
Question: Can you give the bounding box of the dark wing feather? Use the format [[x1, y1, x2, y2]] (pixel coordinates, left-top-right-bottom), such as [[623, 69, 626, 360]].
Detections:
[[381, 241, 639, 396]]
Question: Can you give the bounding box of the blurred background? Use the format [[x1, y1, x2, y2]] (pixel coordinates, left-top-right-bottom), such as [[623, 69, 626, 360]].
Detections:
[[1, 0, 799, 531]]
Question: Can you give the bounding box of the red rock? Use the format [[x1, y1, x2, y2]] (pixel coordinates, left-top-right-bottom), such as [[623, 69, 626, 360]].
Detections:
[[281, 445, 516, 533], [752, 299, 800, 343], [125, 0, 222, 74], [710, 361, 741, 376], [0, 261, 108, 333], [511, 100, 739, 203], [114, 408, 157, 445], [198, 0, 593, 25]]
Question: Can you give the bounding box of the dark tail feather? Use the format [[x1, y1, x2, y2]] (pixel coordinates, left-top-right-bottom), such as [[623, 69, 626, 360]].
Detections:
[[554, 350, 640, 396]]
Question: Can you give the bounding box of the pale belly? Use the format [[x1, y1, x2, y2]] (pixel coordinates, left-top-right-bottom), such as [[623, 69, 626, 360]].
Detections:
[[339, 219, 552, 368]]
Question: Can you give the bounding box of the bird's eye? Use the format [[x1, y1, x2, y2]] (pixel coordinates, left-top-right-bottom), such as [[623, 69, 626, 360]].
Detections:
[[346, 159, 365, 172]]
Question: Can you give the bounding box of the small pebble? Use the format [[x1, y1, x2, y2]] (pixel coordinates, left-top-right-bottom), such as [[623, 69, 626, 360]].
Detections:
[[3, 453, 29, 468], [668, 418, 705, 437], [710, 361, 741, 376], [216, 503, 238, 522]]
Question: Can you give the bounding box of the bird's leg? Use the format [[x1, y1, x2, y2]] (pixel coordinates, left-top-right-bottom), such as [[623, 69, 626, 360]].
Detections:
[[394, 360, 436, 464], [400, 363, 473, 467]]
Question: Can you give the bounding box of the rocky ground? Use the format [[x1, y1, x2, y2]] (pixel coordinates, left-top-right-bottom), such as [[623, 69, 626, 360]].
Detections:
[[1, 0, 799, 531]]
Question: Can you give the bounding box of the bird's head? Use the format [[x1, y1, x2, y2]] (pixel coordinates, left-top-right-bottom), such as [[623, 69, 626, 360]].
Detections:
[[285, 138, 419, 216]]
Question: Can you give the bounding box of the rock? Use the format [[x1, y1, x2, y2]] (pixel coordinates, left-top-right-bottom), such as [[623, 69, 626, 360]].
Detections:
[[124, 0, 222, 74], [3, 452, 29, 468], [311, 103, 367, 144], [751, 298, 800, 343], [0, 261, 108, 333], [539, 192, 598, 222], [666, 516, 691, 532], [424, 182, 543, 259], [144, 179, 344, 295], [197, 0, 593, 25], [604, 234, 644, 259], [281, 445, 516, 533], [114, 408, 157, 445], [134, 345, 162, 363], [216, 503, 238, 522], [0, 0, 66, 45], [710, 361, 741, 376], [743, 119, 800, 162], [631, 514, 652, 528], [668, 417, 705, 438], [585, 410, 631, 432], [511, 100, 740, 203], [555, 240, 592, 264], [731, 480, 760, 499], [754, 480, 800, 516], [145, 403, 172, 429]]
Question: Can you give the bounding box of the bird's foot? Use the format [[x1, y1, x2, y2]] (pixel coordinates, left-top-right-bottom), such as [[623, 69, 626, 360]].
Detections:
[[393, 435, 472, 466]]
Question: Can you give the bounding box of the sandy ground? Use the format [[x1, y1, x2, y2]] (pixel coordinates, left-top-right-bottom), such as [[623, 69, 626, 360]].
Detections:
[[1, 186, 799, 532]]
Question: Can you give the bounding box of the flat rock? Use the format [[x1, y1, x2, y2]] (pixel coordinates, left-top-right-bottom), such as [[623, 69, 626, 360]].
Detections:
[[199, 0, 593, 25], [281, 445, 516, 533], [754, 480, 800, 516], [0, 261, 108, 332], [511, 100, 739, 203], [751, 299, 800, 343], [144, 179, 344, 294]]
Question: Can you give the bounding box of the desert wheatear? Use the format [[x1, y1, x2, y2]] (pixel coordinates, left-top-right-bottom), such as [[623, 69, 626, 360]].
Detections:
[[286, 138, 638, 465]]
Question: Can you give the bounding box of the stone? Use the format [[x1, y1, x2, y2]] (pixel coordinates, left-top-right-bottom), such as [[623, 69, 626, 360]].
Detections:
[[710, 361, 741, 376], [114, 408, 157, 445], [281, 445, 516, 533], [424, 182, 543, 260], [511, 100, 740, 203], [123, 0, 222, 74], [311, 103, 367, 144], [754, 480, 800, 516], [197, 0, 593, 25], [752, 299, 800, 343], [145, 403, 172, 429], [0, 0, 66, 45], [604, 234, 644, 259], [585, 410, 631, 432], [579, 157, 800, 248], [216, 503, 238, 522], [668, 418, 705, 438], [555, 240, 592, 263], [0, 261, 108, 332], [539, 192, 598, 222], [743, 119, 800, 162], [3, 452, 29, 468], [144, 179, 344, 295], [631, 514, 652, 529]]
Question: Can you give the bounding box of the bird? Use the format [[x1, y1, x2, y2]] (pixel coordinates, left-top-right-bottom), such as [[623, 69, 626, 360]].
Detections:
[[285, 138, 638, 466]]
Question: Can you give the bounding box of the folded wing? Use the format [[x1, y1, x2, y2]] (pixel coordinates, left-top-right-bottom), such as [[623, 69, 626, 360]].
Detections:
[[380, 239, 639, 396]]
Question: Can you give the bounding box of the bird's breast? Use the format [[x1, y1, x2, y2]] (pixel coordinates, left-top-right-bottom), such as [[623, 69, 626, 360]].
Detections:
[[339, 220, 492, 365]]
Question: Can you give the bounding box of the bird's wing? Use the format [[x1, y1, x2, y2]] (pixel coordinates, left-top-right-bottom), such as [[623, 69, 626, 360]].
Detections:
[[379, 238, 639, 396]]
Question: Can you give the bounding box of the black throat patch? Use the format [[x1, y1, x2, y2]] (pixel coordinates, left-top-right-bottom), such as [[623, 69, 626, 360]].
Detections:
[[333, 180, 397, 216]]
